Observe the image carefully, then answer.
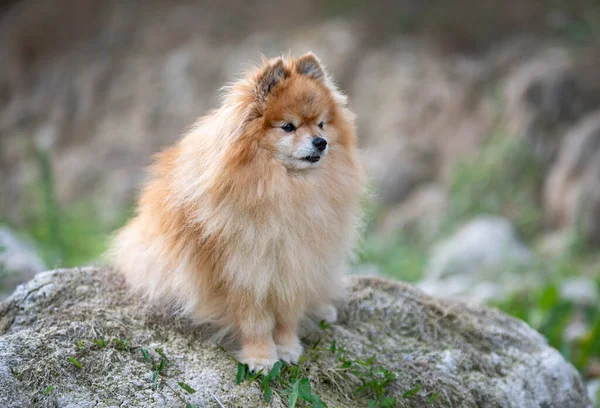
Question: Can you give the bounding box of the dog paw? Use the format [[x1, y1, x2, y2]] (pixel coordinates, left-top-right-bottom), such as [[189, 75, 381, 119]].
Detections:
[[244, 357, 279, 374], [238, 344, 278, 373], [277, 339, 303, 365], [314, 303, 337, 324]]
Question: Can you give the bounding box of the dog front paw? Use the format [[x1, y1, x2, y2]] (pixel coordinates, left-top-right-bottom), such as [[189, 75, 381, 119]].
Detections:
[[244, 356, 279, 373], [314, 303, 337, 324], [238, 343, 278, 373], [277, 339, 303, 365]]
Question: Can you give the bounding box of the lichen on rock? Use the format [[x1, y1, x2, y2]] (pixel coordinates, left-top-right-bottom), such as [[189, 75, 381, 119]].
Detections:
[[0, 267, 591, 407]]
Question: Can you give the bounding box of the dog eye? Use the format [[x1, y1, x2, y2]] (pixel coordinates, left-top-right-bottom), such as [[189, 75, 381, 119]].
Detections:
[[318, 121, 324, 129], [281, 123, 296, 133]]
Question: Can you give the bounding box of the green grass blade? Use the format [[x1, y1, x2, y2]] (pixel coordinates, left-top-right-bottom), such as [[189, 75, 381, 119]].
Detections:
[[155, 348, 168, 361], [152, 371, 159, 390], [289, 380, 300, 408], [140, 348, 151, 363], [178, 382, 196, 394], [68, 356, 82, 369], [403, 383, 421, 398], [236, 363, 246, 384]]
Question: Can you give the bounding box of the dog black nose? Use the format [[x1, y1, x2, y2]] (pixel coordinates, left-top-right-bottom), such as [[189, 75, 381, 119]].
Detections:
[[312, 137, 327, 151]]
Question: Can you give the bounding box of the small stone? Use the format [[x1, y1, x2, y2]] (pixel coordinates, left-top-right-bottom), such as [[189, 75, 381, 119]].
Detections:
[[587, 379, 599, 407], [0, 227, 46, 299], [560, 277, 599, 306], [563, 318, 589, 343], [419, 216, 536, 302]]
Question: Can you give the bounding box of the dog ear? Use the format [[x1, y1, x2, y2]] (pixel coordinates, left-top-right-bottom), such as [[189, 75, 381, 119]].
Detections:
[[296, 53, 325, 81], [255, 58, 288, 102]]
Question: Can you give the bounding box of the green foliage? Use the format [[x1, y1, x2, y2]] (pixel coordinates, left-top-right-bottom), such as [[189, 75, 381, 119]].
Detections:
[[94, 338, 107, 348], [236, 363, 246, 385], [318, 320, 331, 330], [356, 188, 431, 282], [151, 371, 159, 391], [237, 362, 328, 407], [402, 383, 421, 398], [357, 232, 428, 282], [445, 136, 544, 240], [261, 361, 282, 402], [43, 384, 54, 396], [44, 337, 200, 406], [360, 131, 599, 390], [294, 378, 326, 408], [178, 382, 196, 394], [113, 338, 130, 351], [428, 391, 440, 403], [140, 348, 151, 363], [493, 277, 600, 380], [234, 321, 401, 407], [155, 348, 168, 362], [440, 133, 600, 386], [67, 356, 82, 369], [288, 379, 300, 408], [11, 146, 131, 269]]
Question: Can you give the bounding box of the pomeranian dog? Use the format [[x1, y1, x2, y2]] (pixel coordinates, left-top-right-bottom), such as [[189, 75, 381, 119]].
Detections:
[[109, 53, 365, 371]]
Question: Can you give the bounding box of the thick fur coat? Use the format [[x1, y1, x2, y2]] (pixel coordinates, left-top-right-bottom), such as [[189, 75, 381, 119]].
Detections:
[[109, 53, 365, 371]]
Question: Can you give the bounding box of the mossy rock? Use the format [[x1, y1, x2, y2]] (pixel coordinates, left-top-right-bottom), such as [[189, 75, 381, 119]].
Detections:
[[0, 267, 591, 407]]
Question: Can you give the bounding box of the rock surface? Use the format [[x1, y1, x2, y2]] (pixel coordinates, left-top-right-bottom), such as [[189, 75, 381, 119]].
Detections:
[[0, 267, 591, 407], [0, 227, 46, 299]]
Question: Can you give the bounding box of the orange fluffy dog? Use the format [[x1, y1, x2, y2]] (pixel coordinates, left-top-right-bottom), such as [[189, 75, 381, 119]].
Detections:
[[109, 53, 365, 371]]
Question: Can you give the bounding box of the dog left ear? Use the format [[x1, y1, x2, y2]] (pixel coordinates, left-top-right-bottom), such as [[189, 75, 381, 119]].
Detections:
[[296, 53, 325, 81], [256, 58, 288, 102]]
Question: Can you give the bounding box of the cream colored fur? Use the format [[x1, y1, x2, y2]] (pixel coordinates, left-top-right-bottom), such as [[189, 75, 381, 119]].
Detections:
[[109, 53, 365, 371]]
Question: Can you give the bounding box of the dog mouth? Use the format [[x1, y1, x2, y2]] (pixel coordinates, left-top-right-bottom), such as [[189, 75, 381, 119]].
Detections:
[[300, 155, 321, 163]]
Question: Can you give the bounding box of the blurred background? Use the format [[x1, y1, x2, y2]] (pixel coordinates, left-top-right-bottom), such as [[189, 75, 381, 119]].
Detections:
[[0, 0, 599, 403]]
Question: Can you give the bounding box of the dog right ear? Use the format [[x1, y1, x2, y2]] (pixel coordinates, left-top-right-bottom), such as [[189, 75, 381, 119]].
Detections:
[[295, 53, 325, 81], [255, 58, 288, 103]]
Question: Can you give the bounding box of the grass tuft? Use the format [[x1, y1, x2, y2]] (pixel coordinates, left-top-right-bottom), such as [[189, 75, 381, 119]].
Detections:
[[44, 336, 201, 406], [43, 384, 54, 396], [235, 327, 399, 408], [178, 382, 197, 394], [9, 145, 132, 269], [493, 275, 600, 379], [67, 356, 82, 369]]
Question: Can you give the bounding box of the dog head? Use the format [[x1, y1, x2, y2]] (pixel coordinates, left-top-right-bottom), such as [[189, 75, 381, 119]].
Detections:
[[225, 53, 355, 172]]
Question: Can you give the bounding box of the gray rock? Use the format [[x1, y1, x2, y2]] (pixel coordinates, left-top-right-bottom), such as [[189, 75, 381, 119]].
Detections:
[[0, 227, 46, 298], [559, 277, 599, 306], [425, 216, 534, 279], [587, 379, 599, 407], [0, 267, 591, 407], [419, 216, 535, 302]]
